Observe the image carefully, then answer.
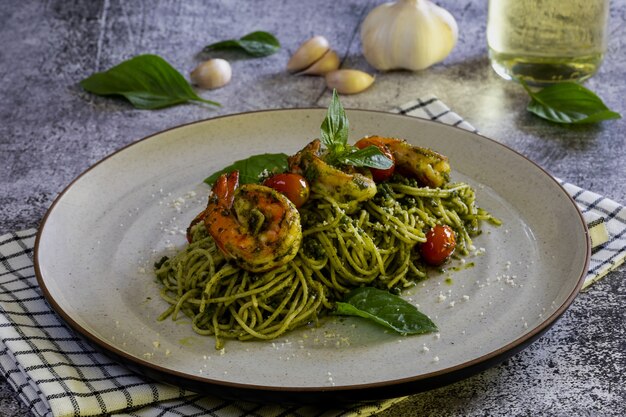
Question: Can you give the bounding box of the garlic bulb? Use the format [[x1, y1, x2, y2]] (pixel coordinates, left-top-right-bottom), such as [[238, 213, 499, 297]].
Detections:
[[325, 69, 374, 94], [360, 0, 458, 71], [287, 36, 330, 73], [190, 58, 232, 89]]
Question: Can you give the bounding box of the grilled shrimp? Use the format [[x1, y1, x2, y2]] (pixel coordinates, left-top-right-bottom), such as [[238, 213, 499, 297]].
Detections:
[[360, 136, 450, 187], [288, 139, 377, 203], [201, 171, 302, 273]]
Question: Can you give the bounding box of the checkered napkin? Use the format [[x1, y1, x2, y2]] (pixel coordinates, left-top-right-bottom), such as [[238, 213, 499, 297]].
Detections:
[[1, 230, 408, 416], [1, 97, 624, 417]]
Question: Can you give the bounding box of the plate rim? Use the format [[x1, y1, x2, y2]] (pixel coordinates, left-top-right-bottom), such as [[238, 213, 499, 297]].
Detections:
[[34, 108, 591, 402]]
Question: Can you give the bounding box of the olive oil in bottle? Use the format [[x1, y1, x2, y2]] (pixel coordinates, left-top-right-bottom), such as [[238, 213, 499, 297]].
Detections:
[[487, 0, 609, 85]]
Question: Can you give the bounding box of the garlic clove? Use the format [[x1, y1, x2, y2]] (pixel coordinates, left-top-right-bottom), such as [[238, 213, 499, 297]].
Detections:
[[190, 58, 232, 89], [360, 0, 458, 71], [325, 69, 374, 94], [299, 49, 340, 75], [287, 35, 330, 73]]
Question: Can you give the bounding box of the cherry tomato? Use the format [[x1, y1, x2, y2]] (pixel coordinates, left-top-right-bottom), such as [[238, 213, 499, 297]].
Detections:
[[354, 137, 395, 182], [420, 225, 456, 266], [263, 173, 310, 208]]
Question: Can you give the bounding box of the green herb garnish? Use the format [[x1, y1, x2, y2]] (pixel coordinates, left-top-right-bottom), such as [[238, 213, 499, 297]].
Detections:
[[203, 31, 280, 57], [521, 80, 621, 124], [334, 287, 437, 335], [336, 144, 393, 168], [320, 89, 350, 155], [80, 54, 219, 109], [321, 90, 393, 170], [204, 153, 289, 186]]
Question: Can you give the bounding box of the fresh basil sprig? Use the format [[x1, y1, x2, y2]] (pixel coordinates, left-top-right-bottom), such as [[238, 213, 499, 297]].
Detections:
[[521, 80, 621, 124], [203, 31, 280, 57], [80, 54, 219, 109], [321, 90, 393, 170], [334, 287, 438, 335], [320, 89, 350, 155], [204, 153, 289, 185]]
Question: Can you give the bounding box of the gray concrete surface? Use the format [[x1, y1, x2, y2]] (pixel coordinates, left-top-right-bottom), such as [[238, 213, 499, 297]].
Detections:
[[1, 0, 625, 416]]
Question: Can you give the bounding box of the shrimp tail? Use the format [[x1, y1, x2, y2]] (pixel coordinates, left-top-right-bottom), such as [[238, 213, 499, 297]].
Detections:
[[212, 170, 239, 209], [186, 171, 240, 243]]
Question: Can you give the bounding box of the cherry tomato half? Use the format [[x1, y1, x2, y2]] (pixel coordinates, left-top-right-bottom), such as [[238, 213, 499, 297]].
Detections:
[[263, 173, 310, 208], [354, 137, 395, 182], [420, 225, 456, 266]]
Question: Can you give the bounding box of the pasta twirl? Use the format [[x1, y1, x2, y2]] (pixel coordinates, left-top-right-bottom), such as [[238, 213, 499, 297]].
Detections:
[[154, 177, 499, 349]]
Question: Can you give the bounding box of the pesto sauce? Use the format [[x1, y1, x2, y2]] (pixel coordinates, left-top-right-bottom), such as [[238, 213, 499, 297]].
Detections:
[[449, 261, 475, 272], [178, 336, 196, 346]]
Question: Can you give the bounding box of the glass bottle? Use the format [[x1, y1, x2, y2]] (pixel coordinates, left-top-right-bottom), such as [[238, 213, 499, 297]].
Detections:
[[487, 0, 609, 85]]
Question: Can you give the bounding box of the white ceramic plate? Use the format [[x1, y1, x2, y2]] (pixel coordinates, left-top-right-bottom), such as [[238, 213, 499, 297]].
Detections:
[[35, 109, 589, 402]]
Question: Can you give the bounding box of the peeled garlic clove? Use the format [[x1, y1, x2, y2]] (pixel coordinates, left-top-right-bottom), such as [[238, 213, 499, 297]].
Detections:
[[299, 49, 340, 75], [360, 0, 458, 71], [190, 58, 232, 89], [287, 35, 330, 73], [325, 69, 374, 94]]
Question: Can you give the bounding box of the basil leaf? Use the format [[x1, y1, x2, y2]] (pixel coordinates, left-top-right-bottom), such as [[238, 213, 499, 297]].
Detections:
[[204, 153, 289, 186], [80, 54, 219, 109], [320, 89, 349, 154], [203, 31, 280, 57], [319, 90, 393, 170], [521, 81, 621, 124], [334, 287, 437, 335], [336, 145, 394, 169]]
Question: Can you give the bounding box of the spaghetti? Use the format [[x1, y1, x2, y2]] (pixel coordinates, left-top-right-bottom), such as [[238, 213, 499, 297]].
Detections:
[[154, 176, 499, 349]]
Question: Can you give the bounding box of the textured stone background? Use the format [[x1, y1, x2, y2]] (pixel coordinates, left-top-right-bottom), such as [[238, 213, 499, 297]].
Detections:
[[0, 0, 624, 415]]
